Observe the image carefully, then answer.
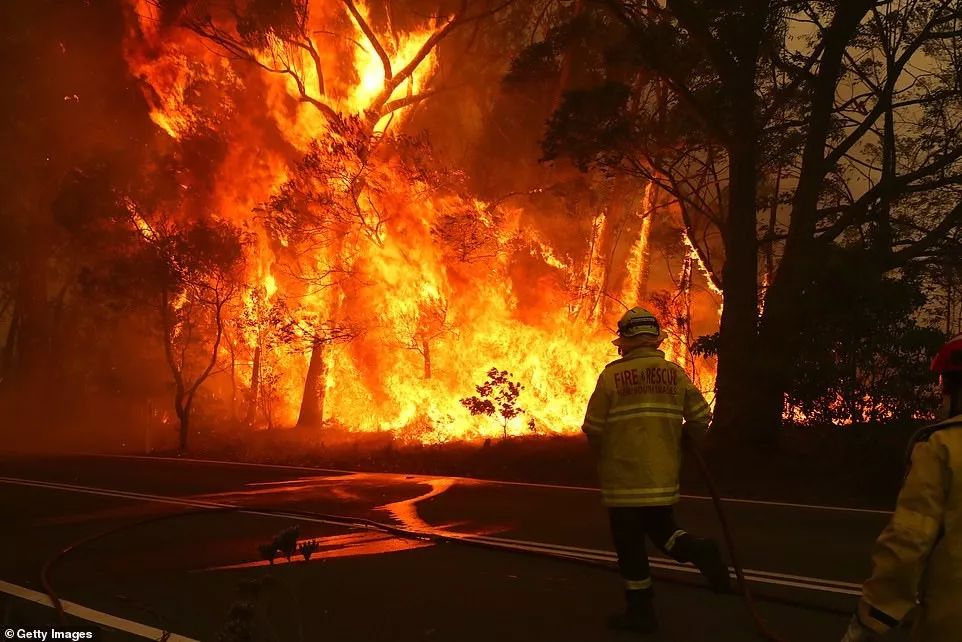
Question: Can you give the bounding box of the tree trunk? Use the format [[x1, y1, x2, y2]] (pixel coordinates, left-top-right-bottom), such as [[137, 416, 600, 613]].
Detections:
[[765, 168, 781, 286], [228, 340, 238, 421], [620, 183, 653, 306], [297, 339, 327, 430], [600, 201, 627, 323], [422, 339, 431, 379], [178, 408, 189, 452], [636, 212, 653, 302], [175, 387, 190, 452], [246, 344, 261, 424], [752, 270, 806, 437], [947, 280, 954, 336], [677, 254, 694, 373], [709, 139, 767, 447]]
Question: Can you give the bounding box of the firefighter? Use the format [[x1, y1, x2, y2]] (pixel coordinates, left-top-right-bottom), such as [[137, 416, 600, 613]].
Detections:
[[582, 307, 731, 634], [841, 333, 962, 641]]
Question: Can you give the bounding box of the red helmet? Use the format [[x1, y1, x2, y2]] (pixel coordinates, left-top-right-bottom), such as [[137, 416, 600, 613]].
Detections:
[[931, 334, 962, 374]]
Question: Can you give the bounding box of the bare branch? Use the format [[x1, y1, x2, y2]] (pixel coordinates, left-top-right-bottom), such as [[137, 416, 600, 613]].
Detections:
[[889, 199, 962, 267]]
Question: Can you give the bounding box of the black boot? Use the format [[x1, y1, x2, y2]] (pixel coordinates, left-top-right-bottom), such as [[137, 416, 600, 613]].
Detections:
[[673, 536, 732, 593], [608, 588, 657, 634]]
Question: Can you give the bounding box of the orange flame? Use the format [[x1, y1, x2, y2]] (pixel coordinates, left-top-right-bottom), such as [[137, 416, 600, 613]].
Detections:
[[122, 0, 720, 440]]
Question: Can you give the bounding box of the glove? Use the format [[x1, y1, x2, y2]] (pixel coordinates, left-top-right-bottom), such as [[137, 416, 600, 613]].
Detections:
[[840, 614, 879, 642]]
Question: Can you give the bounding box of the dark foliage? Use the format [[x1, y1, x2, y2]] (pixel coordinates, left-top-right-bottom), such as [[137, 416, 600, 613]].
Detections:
[[515, 0, 962, 441], [695, 248, 944, 423], [460, 367, 530, 438]]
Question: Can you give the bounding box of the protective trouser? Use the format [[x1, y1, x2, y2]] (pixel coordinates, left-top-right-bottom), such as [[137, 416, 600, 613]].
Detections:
[[608, 505, 692, 591]]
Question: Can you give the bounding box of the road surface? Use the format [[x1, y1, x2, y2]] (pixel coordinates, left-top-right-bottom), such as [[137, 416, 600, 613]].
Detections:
[[0, 455, 906, 642]]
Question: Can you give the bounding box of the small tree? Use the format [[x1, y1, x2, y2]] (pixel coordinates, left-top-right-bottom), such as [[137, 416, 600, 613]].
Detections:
[[783, 252, 944, 424], [123, 214, 246, 451], [234, 285, 286, 426], [258, 363, 283, 429], [391, 298, 457, 379], [460, 368, 529, 439]]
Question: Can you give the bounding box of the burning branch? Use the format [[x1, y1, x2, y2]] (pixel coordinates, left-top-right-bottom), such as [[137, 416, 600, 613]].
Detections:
[[171, 0, 517, 131], [390, 298, 457, 379], [360, 0, 518, 123], [175, 0, 339, 120], [342, 0, 392, 80], [366, 1, 468, 120]]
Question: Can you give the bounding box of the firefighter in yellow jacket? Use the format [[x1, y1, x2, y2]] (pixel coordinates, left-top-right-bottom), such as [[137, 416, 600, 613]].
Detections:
[[582, 307, 731, 634], [842, 334, 962, 642]]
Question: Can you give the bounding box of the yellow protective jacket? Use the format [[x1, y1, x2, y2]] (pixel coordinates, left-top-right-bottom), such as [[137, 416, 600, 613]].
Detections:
[[581, 346, 711, 507], [858, 416, 962, 641]]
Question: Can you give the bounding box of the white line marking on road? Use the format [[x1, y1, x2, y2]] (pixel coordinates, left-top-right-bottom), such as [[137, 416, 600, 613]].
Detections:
[[0, 579, 199, 641], [0, 477, 367, 531], [470, 534, 863, 591], [83, 454, 892, 515], [466, 535, 862, 596], [1, 476, 862, 598]]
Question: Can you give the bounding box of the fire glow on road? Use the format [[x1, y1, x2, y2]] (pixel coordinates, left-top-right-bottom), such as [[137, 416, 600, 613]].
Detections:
[[0, 473, 863, 598]]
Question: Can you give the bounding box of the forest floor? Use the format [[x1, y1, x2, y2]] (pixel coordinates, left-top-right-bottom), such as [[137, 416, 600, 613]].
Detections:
[[174, 421, 922, 510]]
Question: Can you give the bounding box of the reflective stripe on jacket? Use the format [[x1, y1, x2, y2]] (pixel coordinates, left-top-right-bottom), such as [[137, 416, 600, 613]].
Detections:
[[859, 416, 962, 641], [581, 346, 711, 507]]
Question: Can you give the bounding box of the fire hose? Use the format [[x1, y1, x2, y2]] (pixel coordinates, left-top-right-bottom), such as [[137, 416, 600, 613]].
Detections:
[[686, 439, 794, 642], [38, 474, 841, 641]]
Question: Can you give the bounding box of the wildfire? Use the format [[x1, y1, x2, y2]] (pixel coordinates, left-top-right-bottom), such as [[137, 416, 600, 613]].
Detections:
[[121, 0, 720, 441], [347, 15, 437, 120]]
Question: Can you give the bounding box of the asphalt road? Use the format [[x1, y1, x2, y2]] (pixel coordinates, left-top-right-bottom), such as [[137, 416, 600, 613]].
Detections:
[[0, 455, 908, 642]]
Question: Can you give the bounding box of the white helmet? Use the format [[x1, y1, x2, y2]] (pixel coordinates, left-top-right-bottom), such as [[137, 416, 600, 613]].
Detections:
[[613, 307, 662, 346]]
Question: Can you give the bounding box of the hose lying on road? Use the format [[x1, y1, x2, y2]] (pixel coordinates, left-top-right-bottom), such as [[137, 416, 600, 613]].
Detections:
[[40, 493, 842, 639], [687, 440, 794, 642]]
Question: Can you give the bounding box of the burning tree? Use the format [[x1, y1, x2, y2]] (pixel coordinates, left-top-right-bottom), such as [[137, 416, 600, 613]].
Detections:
[[431, 208, 504, 264], [112, 0, 637, 442], [264, 115, 489, 428], [234, 282, 287, 426], [391, 297, 457, 379], [263, 118, 379, 430], [281, 315, 361, 431], [128, 215, 247, 451]]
